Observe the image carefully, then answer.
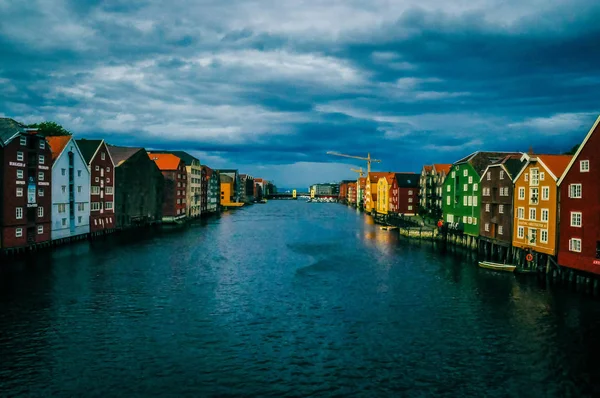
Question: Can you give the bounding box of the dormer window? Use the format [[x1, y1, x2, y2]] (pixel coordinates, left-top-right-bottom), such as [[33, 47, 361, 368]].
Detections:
[[580, 160, 589, 172]]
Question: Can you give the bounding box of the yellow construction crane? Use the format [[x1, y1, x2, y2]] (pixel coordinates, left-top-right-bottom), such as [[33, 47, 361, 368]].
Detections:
[[350, 167, 365, 177], [327, 152, 381, 174]]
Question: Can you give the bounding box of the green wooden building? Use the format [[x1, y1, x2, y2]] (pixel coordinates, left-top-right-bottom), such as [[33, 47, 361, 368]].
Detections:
[[442, 152, 520, 245]]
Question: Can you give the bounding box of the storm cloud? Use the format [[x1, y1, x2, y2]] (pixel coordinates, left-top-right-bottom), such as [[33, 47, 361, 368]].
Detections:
[[1, 0, 599, 187]]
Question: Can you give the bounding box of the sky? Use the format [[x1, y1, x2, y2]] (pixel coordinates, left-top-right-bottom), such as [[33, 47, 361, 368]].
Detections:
[[1, 0, 599, 188]]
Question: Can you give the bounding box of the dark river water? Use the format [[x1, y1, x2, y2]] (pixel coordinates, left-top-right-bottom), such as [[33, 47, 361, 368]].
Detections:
[[1, 201, 600, 397]]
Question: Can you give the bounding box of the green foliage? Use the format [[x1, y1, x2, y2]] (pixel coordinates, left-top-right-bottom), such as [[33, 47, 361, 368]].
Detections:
[[28, 121, 71, 137], [565, 144, 580, 155]]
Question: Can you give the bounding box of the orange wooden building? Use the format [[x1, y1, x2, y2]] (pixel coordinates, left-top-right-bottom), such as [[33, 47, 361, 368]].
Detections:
[[512, 154, 571, 256]]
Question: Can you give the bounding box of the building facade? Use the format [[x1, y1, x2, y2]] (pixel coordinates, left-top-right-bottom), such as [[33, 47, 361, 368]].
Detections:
[[557, 117, 600, 274], [76, 139, 116, 234], [419, 165, 433, 211], [148, 153, 187, 222], [240, 174, 255, 203], [479, 155, 526, 249], [431, 164, 452, 218], [365, 172, 388, 213], [376, 174, 394, 215], [217, 170, 241, 202], [390, 173, 419, 216], [348, 182, 357, 205], [512, 154, 571, 257], [0, 119, 52, 250], [108, 146, 164, 228], [443, 152, 518, 238], [47, 136, 91, 241], [309, 183, 339, 196], [200, 166, 208, 214], [206, 167, 220, 213], [357, 177, 366, 208]]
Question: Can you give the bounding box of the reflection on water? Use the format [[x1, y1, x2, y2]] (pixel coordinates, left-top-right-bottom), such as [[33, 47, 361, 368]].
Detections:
[[1, 201, 600, 397]]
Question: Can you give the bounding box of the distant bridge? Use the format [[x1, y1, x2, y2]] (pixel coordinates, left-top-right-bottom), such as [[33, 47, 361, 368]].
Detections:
[[265, 192, 338, 200]]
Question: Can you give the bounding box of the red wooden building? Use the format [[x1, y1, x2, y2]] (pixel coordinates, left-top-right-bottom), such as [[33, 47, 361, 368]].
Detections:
[[148, 153, 187, 222], [557, 116, 600, 274], [390, 173, 419, 216], [200, 166, 208, 213], [348, 182, 357, 204], [76, 139, 115, 234], [0, 118, 52, 250]]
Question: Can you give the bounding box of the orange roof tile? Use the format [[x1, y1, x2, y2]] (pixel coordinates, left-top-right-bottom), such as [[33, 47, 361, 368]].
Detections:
[[148, 152, 182, 170], [358, 177, 366, 187], [368, 172, 391, 182], [46, 136, 71, 162], [433, 164, 452, 175], [537, 155, 572, 179], [423, 165, 433, 173]]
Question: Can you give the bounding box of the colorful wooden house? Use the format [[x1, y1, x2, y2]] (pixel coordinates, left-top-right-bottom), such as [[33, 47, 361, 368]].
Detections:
[[419, 165, 433, 212], [357, 177, 366, 208], [376, 173, 395, 215], [557, 116, 600, 275], [347, 182, 357, 205], [390, 173, 419, 216], [431, 164, 452, 218], [365, 172, 389, 214], [148, 153, 188, 223], [512, 153, 572, 265], [442, 152, 519, 247], [479, 154, 526, 259]]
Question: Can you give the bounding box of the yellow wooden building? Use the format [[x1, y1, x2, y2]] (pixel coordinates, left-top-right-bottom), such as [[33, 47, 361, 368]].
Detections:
[[512, 154, 571, 256], [376, 174, 395, 214], [365, 172, 389, 213]]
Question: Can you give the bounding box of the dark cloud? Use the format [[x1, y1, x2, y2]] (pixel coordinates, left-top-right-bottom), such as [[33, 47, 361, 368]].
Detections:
[[0, 0, 598, 186]]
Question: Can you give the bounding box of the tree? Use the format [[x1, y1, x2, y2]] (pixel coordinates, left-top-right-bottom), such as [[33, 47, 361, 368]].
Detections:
[[28, 121, 71, 137], [565, 144, 580, 155]]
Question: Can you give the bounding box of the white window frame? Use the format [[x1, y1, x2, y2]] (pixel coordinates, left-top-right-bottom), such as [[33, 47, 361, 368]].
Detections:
[[16, 207, 23, 219], [569, 184, 582, 199], [486, 172, 491, 180], [485, 223, 490, 232], [529, 208, 537, 220], [518, 187, 525, 200], [15, 227, 23, 238], [570, 212, 582, 227], [463, 196, 468, 206], [16, 187, 23, 197], [39, 155, 45, 165], [39, 140, 45, 149], [498, 226, 503, 235], [541, 186, 550, 201], [473, 183, 478, 192], [541, 209, 549, 222], [463, 169, 468, 177], [540, 229, 548, 244], [486, 203, 490, 212], [16, 151, 24, 161], [38, 207, 44, 217], [580, 160, 589, 172], [20, 136, 27, 146], [569, 238, 582, 252], [38, 172, 44, 181], [498, 204, 504, 214], [37, 225, 44, 235], [499, 170, 504, 180], [17, 169, 23, 179]]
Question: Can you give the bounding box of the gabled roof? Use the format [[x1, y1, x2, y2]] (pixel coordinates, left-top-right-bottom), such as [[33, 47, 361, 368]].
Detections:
[[107, 145, 145, 166], [75, 139, 103, 164], [433, 164, 452, 175], [422, 165, 433, 173], [514, 153, 573, 182], [358, 177, 366, 187], [558, 115, 600, 186], [455, 151, 521, 177], [0, 118, 26, 146], [480, 154, 526, 182], [148, 153, 183, 171], [46, 136, 72, 162], [394, 173, 419, 188], [151, 150, 199, 166], [368, 172, 390, 183]]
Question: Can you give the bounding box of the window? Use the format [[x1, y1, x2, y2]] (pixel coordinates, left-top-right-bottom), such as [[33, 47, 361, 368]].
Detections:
[[518, 187, 525, 200], [20, 136, 27, 146], [447, 214, 454, 223], [101, 152, 106, 160], [76, 186, 81, 193], [529, 208, 536, 220], [487, 172, 491, 180], [580, 160, 589, 172], [498, 226, 503, 235], [541, 230, 548, 244], [525, 173, 529, 182], [61, 186, 66, 193], [451, 171, 455, 178], [15, 228, 23, 238], [106, 167, 111, 172], [105, 202, 113, 210], [39, 155, 45, 165], [16, 207, 23, 219], [541, 209, 549, 222], [571, 212, 582, 227], [467, 196, 473, 206], [58, 204, 66, 213], [530, 229, 537, 245], [38, 207, 43, 217], [529, 188, 539, 204], [473, 196, 477, 207], [463, 196, 468, 206], [78, 170, 82, 177], [105, 187, 113, 194], [446, 196, 450, 206], [463, 184, 467, 192], [542, 187, 550, 201], [39, 140, 45, 149], [16, 187, 23, 197], [38, 172, 44, 181], [499, 204, 504, 214], [62, 218, 67, 226], [95, 166, 100, 171], [37, 225, 43, 235], [408, 205, 413, 211], [78, 203, 84, 211], [485, 223, 490, 232], [17, 151, 23, 161], [78, 216, 82, 224], [569, 238, 582, 252], [408, 190, 413, 195], [38, 188, 44, 197], [463, 216, 467, 223], [486, 203, 490, 212], [540, 172, 545, 181], [95, 177, 99, 182], [61, 168, 66, 176], [468, 176, 473, 184], [91, 186, 100, 195], [408, 198, 413, 203], [473, 218, 477, 225], [17, 169, 23, 179], [531, 168, 539, 186], [569, 184, 582, 198], [91, 202, 101, 211], [106, 178, 110, 184], [500, 170, 504, 180], [473, 183, 478, 192]]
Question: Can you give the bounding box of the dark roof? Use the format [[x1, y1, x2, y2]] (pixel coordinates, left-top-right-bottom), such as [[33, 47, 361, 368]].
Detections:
[[455, 151, 521, 177], [394, 173, 419, 188], [107, 145, 145, 166], [0, 118, 26, 146], [75, 139, 103, 164], [218, 169, 238, 174], [503, 158, 527, 179], [220, 175, 234, 183], [150, 150, 199, 165]]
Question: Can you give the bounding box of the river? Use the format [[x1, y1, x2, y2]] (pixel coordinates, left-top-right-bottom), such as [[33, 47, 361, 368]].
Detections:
[[1, 201, 599, 397]]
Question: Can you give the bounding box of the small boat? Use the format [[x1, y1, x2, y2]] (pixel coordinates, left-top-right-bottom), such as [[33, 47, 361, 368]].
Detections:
[[256, 199, 267, 204], [380, 226, 398, 231], [478, 261, 516, 273]]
